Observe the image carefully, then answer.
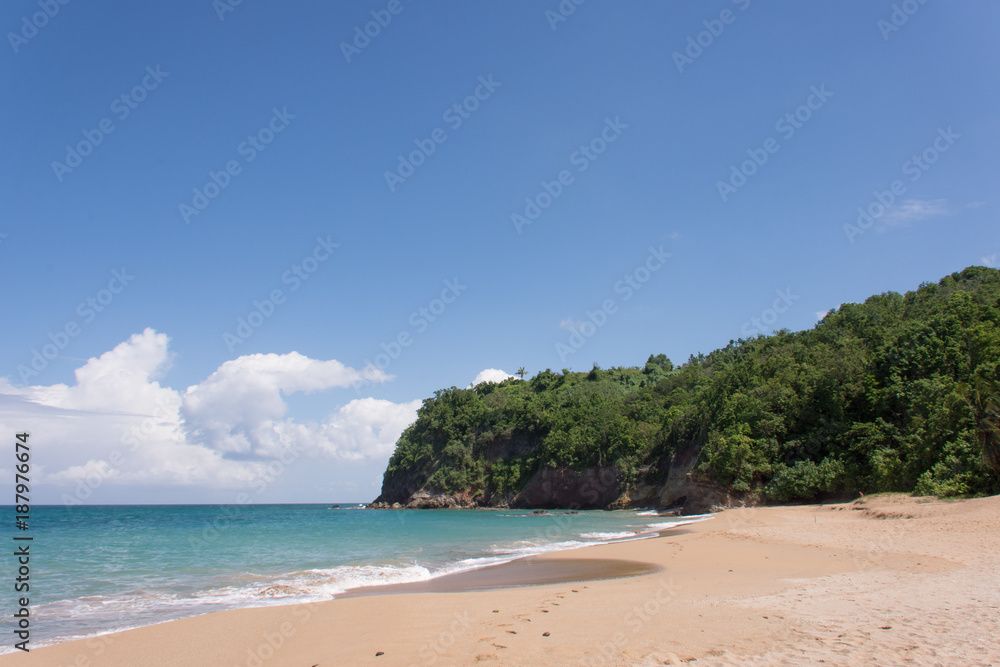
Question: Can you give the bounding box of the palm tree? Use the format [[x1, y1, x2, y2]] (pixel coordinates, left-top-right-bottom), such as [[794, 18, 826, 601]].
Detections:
[[515, 367, 526, 379], [958, 376, 1000, 474]]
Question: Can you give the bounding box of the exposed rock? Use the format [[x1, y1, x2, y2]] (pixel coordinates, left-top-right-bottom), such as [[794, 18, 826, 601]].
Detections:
[[512, 466, 621, 509], [371, 437, 753, 514], [608, 482, 659, 509]]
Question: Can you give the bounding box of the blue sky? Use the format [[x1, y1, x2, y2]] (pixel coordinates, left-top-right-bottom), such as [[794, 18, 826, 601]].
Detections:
[[2, 0, 997, 504]]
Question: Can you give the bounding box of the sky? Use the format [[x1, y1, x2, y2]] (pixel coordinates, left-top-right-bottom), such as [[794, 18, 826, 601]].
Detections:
[[2, 0, 997, 504]]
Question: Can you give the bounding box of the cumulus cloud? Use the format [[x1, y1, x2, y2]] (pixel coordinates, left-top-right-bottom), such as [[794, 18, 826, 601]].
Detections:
[[470, 368, 517, 386], [271, 397, 421, 461], [181, 352, 387, 456], [0, 329, 416, 492]]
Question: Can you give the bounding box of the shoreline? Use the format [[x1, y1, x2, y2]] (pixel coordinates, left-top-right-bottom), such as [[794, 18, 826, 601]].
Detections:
[[5, 510, 701, 654], [1, 517, 685, 655], [3, 494, 998, 666]]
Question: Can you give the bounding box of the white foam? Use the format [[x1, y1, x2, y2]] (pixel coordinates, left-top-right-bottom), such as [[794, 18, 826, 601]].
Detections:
[[580, 531, 637, 540], [638, 516, 714, 532]]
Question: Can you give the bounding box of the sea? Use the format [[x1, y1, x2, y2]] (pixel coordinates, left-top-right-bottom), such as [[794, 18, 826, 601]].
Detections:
[[1, 504, 704, 651]]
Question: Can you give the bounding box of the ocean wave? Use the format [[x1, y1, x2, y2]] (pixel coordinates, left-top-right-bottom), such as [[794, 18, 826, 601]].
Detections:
[[579, 531, 638, 540], [636, 516, 714, 532]]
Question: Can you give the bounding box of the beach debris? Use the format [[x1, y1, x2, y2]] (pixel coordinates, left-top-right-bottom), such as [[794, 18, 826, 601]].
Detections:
[[506, 630, 517, 634], [375, 651, 384, 656], [492, 609, 499, 613], [542, 632, 551, 637]]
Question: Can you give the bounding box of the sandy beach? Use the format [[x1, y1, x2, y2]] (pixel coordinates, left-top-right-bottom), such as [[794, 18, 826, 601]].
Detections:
[[5, 494, 998, 666]]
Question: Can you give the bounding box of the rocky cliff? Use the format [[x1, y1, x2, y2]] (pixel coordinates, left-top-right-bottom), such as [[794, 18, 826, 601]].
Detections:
[[370, 441, 743, 514]]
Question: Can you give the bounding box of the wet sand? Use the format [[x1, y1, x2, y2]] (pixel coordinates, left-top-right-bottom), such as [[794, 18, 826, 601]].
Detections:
[[340, 557, 661, 597]]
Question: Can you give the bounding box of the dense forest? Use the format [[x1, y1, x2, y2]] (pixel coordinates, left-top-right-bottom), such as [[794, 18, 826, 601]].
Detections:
[[377, 267, 1000, 508]]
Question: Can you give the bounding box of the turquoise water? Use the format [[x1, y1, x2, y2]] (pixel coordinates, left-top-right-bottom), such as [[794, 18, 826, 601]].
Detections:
[[1, 504, 698, 649]]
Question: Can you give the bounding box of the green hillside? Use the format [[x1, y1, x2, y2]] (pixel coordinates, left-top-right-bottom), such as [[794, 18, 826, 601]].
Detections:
[[377, 267, 1000, 507]]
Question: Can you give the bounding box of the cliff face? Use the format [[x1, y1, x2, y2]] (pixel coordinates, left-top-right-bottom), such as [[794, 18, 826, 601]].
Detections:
[[371, 441, 737, 514]]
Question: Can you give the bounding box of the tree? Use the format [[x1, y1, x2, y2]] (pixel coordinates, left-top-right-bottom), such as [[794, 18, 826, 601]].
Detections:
[[958, 375, 1000, 474], [516, 367, 527, 379]]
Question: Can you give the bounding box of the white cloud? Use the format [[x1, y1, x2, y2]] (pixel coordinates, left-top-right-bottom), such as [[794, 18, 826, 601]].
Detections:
[[560, 318, 584, 332], [181, 351, 387, 457], [271, 397, 421, 462], [0, 329, 416, 493], [471, 368, 517, 386], [880, 198, 951, 229]]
